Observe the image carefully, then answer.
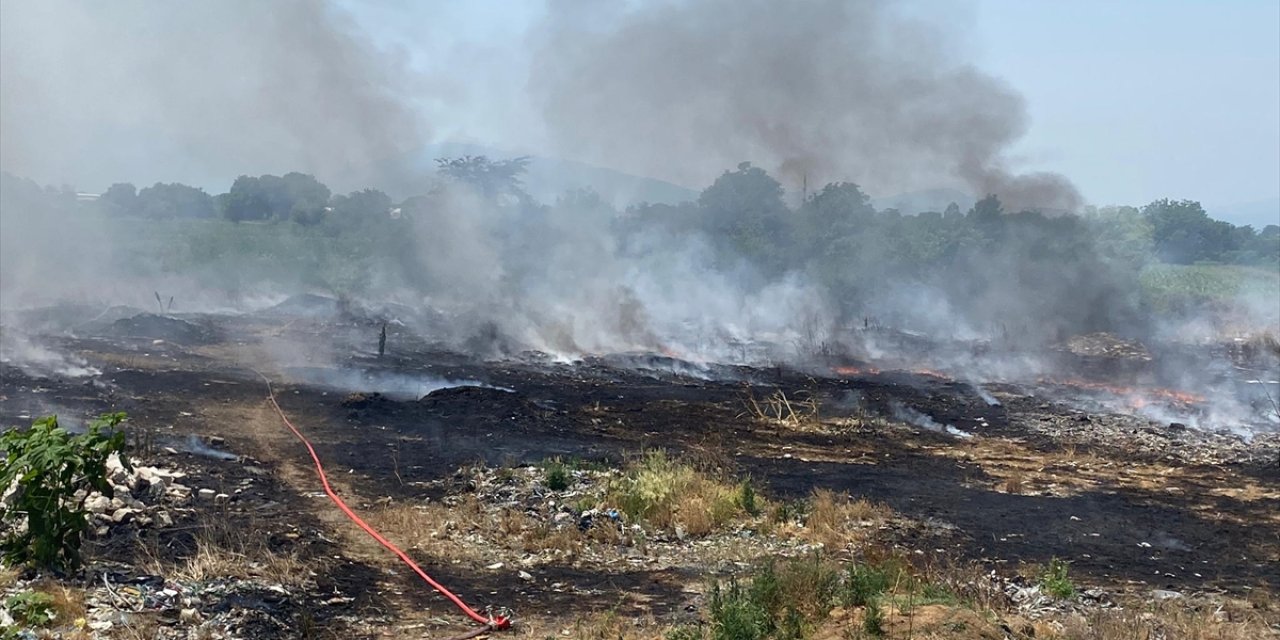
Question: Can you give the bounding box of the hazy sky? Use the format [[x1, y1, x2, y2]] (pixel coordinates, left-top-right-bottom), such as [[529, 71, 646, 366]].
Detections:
[[2, 0, 1276, 213], [345, 0, 1279, 209], [972, 0, 1280, 209]]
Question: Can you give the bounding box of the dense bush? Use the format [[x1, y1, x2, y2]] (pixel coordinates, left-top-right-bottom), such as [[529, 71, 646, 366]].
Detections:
[[0, 413, 129, 572]]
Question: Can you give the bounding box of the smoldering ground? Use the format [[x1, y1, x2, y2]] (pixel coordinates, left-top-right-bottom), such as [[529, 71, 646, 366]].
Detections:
[[0, 1, 1276, 434]]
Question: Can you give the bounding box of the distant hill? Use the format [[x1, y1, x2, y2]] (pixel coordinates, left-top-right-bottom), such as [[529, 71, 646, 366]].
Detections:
[[1206, 197, 1280, 230]]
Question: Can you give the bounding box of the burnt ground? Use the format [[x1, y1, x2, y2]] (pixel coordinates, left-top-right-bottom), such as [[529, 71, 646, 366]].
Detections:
[[1, 310, 1278, 637]]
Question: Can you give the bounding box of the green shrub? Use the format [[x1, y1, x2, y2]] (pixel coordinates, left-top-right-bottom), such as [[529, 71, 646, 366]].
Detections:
[[609, 450, 694, 523], [543, 458, 570, 492], [862, 599, 885, 637], [917, 581, 959, 606], [776, 607, 805, 640], [708, 578, 769, 640], [842, 562, 896, 607], [737, 480, 759, 516], [665, 625, 707, 640], [0, 413, 129, 571], [4, 590, 56, 628], [1040, 557, 1075, 599]]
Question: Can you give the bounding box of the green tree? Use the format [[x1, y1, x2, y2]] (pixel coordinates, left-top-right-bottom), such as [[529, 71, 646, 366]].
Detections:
[[221, 173, 332, 223], [222, 175, 272, 222], [327, 188, 393, 232], [98, 182, 137, 215], [135, 182, 216, 219], [1088, 205, 1154, 266], [697, 162, 792, 275], [795, 181, 875, 260], [435, 155, 531, 201], [1142, 198, 1232, 264], [281, 172, 332, 225]]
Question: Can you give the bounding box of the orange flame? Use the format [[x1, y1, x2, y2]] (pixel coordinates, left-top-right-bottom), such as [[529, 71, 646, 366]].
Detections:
[[1038, 377, 1204, 407]]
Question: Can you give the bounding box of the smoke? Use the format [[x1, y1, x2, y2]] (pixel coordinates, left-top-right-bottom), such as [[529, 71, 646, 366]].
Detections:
[[0, 1, 1273, 438], [0, 0, 425, 193], [888, 400, 972, 439], [530, 0, 1081, 211], [0, 331, 99, 379]]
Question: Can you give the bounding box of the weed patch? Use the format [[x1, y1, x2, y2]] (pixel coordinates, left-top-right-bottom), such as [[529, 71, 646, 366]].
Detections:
[[607, 450, 763, 536], [1040, 557, 1075, 600]]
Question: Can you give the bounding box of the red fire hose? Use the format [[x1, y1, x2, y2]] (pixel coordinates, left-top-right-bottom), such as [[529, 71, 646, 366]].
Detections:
[[260, 376, 511, 632]]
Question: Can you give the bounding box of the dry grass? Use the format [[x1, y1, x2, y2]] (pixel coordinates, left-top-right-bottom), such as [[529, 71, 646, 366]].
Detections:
[[107, 615, 168, 640], [41, 581, 87, 625], [791, 488, 892, 551], [1047, 600, 1274, 640], [362, 494, 554, 566], [744, 386, 822, 429], [513, 611, 664, 639], [1002, 471, 1026, 495], [18, 579, 90, 635], [0, 564, 18, 589], [140, 517, 306, 587], [913, 555, 1010, 613], [606, 450, 765, 536]]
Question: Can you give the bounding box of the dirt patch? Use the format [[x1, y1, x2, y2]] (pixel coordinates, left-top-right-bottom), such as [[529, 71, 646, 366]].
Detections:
[[3, 310, 1278, 638], [108, 313, 219, 345]]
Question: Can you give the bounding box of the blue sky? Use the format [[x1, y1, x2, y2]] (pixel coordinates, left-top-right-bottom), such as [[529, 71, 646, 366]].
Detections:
[[972, 0, 1279, 210], [345, 0, 1279, 213]]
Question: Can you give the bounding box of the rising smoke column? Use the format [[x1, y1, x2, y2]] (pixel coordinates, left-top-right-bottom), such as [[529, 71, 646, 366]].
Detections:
[[530, 0, 1080, 212], [0, 0, 424, 194]]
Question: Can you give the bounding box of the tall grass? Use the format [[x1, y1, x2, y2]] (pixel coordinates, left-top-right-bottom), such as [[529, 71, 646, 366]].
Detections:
[[606, 450, 762, 536]]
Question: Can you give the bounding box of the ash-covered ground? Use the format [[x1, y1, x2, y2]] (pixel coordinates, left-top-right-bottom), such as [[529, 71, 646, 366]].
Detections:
[[1, 299, 1276, 638]]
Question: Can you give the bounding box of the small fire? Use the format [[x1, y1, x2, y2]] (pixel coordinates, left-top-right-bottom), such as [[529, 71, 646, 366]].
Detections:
[[909, 368, 952, 381], [1038, 377, 1204, 408], [833, 365, 881, 377]]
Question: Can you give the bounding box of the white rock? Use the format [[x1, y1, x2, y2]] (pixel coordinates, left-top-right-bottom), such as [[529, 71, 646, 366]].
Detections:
[[84, 494, 112, 514], [111, 508, 136, 523], [106, 453, 129, 485], [214, 493, 231, 505], [197, 488, 216, 501]]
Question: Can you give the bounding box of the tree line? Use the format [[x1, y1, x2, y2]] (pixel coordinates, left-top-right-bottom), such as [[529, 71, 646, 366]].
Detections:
[[4, 157, 1277, 272]]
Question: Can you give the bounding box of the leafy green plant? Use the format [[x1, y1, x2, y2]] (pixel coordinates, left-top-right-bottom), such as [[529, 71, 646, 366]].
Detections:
[[665, 625, 707, 640], [737, 479, 759, 517], [0, 413, 129, 571], [4, 590, 56, 628], [861, 599, 885, 637], [543, 458, 570, 491], [708, 578, 769, 640], [1040, 557, 1076, 599], [842, 562, 895, 607]]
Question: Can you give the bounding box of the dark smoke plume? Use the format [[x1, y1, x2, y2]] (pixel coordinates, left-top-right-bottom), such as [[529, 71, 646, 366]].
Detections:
[[530, 0, 1081, 211], [0, 0, 423, 193]]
